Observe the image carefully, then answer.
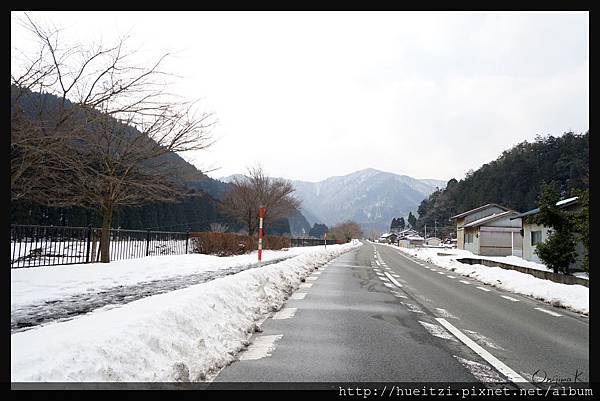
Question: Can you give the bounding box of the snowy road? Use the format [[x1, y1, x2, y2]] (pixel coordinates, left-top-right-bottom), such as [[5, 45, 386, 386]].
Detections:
[[213, 243, 589, 386], [11, 256, 290, 333]]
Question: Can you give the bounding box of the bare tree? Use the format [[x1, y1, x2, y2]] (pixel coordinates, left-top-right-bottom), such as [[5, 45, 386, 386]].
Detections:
[[331, 220, 363, 242], [222, 165, 301, 236], [11, 14, 215, 262]]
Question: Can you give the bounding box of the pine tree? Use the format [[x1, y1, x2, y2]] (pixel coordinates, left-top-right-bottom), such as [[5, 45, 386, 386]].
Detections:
[[532, 183, 577, 274]]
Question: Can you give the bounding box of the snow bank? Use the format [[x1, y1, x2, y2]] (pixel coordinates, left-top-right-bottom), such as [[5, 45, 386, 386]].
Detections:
[[381, 244, 588, 315], [11, 241, 361, 382], [11, 246, 326, 309]]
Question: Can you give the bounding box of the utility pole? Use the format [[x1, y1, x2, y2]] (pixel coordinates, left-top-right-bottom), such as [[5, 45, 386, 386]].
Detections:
[[425, 224, 427, 239], [434, 220, 437, 239], [258, 206, 264, 262]]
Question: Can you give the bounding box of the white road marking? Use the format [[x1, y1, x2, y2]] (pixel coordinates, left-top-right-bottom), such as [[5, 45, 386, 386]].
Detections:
[[435, 307, 458, 319], [459, 280, 471, 285], [312, 271, 322, 275], [535, 307, 562, 317], [383, 283, 396, 288], [435, 318, 530, 385], [272, 307, 297, 320], [501, 295, 519, 302], [464, 330, 504, 350], [380, 276, 390, 282], [383, 271, 403, 288], [391, 273, 400, 278], [401, 302, 425, 314], [447, 275, 456, 278], [437, 271, 446, 275], [419, 321, 457, 341], [299, 283, 313, 288], [454, 356, 505, 383], [290, 292, 307, 300], [306, 276, 318, 281], [477, 286, 491, 292], [239, 335, 283, 360]]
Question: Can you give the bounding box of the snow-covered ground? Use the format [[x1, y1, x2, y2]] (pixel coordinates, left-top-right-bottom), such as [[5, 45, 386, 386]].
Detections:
[[12, 247, 325, 309], [378, 243, 588, 315], [11, 241, 361, 382]]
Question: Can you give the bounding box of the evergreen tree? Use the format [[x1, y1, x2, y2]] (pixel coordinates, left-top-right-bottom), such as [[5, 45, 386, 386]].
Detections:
[[572, 188, 589, 273], [408, 212, 417, 229], [309, 223, 329, 238], [398, 217, 405, 230], [532, 183, 577, 274]]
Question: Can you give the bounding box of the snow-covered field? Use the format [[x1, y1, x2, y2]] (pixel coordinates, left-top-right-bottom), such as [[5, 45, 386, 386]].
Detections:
[[11, 241, 361, 382], [378, 243, 588, 315]]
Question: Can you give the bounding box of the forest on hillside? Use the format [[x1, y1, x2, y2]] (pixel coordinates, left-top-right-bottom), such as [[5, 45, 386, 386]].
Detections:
[[415, 131, 589, 233]]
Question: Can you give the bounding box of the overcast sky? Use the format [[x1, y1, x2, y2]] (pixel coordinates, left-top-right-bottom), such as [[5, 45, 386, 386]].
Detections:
[[11, 11, 589, 183]]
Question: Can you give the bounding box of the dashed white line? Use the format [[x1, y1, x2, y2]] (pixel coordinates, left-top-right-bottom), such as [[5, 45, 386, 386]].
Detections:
[[535, 307, 562, 317], [477, 286, 491, 292], [239, 335, 283, 360], [272, 307, 297, 320], [459, 280, 471, 285], [383, 271, 403, 288], [419, 321, 457, 341], [447, 275, 456, 279], [437, 272, 446, 275], [501, 295, 519, 302], [435, 318, 530, 386], [401, 302, 425, 314]]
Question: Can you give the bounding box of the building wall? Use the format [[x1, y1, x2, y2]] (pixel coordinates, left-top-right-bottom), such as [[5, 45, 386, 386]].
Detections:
[[456, 217, 465, 249], [522, 222, 585, 271], [463, 227, 479, 254], [522, 222, 549, 263], [479, 229, 513, 256]]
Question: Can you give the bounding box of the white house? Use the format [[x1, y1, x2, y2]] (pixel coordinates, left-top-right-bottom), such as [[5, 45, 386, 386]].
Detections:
[[460, 210, 522, 256], [510, 197, 584, 270]]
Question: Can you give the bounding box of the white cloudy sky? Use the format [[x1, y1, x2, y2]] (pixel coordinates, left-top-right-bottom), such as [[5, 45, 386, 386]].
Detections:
[[11, 11, 588, 183]]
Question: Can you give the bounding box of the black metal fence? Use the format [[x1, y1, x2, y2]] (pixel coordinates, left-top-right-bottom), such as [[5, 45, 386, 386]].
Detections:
[[290, 238, 340, 247], [11, 224, 189, 268]]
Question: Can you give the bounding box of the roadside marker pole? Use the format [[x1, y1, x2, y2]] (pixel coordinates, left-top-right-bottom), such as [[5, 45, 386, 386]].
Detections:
[[324, 232, 327, 249], [258, 206, 264, 262]]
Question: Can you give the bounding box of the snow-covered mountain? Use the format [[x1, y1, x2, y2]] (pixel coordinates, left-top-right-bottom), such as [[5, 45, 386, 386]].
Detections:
[[290, 168, 446, 233]]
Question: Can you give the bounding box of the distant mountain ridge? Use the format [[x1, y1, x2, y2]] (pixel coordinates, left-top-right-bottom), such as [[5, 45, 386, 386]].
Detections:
[[289, 169, 445, 233], [221, 169, 446, 233]]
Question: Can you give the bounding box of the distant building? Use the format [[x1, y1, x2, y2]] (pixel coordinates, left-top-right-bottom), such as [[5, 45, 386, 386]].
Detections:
[[398, 234, 425, 248], [510, 197, 584, 270], [425, 237, 442, 247], [450, 204, 514, 251], [397, 228, 419, 239], [378, 232, 398, 243]]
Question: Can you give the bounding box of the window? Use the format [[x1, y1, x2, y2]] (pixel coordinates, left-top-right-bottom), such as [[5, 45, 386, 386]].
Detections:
[[531, 230, 542, 246], [465, 232, 473, 244]]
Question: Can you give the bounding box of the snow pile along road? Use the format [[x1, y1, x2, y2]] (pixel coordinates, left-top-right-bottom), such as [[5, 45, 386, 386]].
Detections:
[[385, 244, 588, 315], [11, 241, 361, 382]]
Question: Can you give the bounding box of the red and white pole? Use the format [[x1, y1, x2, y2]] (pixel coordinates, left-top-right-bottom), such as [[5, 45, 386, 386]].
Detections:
[[258, 206, 264, 262]]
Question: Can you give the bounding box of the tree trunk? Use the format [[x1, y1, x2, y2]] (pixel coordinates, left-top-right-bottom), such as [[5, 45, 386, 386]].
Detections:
[[100, 203, 113, 263]]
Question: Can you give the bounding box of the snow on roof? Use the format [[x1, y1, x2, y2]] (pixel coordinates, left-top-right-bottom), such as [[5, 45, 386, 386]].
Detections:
[[510, 197, 579, 220], [406, 235, 425, 240], [463, 210, 517, 228], [450, 203, 511, 220]]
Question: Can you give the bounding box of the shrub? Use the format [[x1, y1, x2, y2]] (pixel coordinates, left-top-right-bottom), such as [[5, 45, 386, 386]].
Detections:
[[190, 232, 291, 256]]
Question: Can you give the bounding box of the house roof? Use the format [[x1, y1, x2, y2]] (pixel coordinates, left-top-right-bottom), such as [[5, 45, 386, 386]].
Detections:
[[380, 233, 397, 238], [510, 197, 579, 220], [450, 203, 512, 220], [406, 235, 425, 240], [463, 210, 518, 228]]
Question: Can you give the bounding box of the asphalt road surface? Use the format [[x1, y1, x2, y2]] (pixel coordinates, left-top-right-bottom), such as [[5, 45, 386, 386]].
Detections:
[[213, 242, 589, 387]]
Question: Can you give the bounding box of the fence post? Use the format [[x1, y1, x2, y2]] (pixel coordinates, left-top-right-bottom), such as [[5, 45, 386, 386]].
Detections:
[[185, 231, 190, 254], [146, 229, 151, 257], [85, 225, 92, 263]]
